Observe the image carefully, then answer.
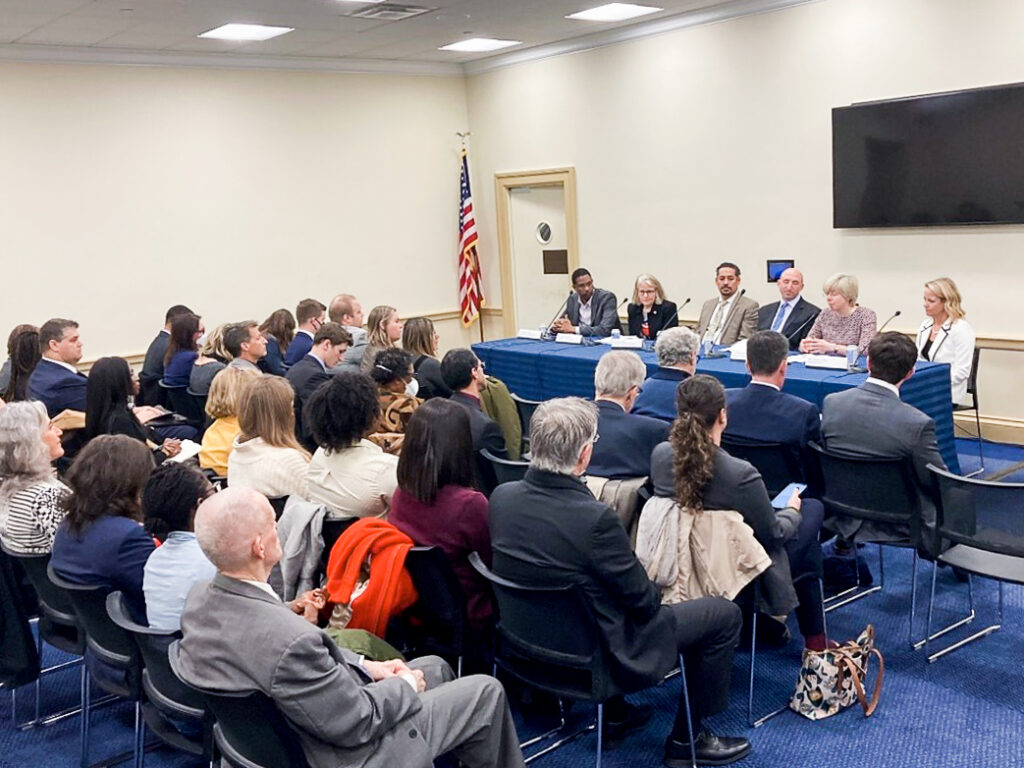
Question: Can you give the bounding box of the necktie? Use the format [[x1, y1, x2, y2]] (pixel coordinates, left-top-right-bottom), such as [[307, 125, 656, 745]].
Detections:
[[771, 302, 789, 332], [703, 301, 726, 343]]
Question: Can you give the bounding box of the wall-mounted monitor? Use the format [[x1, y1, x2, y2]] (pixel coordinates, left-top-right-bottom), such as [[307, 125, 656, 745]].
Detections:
[[766, 259, 794, 282]]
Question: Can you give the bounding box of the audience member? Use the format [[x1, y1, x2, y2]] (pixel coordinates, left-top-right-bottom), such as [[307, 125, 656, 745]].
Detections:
[[588, 351, 668, 478], [918, 277, 976, 405], [800, 272, 877, 357], [170, 486, 524, 768], [162, 313, 204, 388], [369, 348, 421, 447], [0, 324, 40, 404], [305, 371, 398, 520], [651, 375, 828, 650], [633, 327, 699, 422], [390, 399, 494, 631], [199, 367, 261, 476], [357, 305, 403, 373], [139, 305, 193, 405], [28, 318, 87, 417], [552, 267, 622, 337], [258, 308, 296, 376], [50, 435, 155, 622], [489, 398, 748, 766], [627, 273, 678, 339], [285, 322, 351, 450], [142, 463, 217, 631], [189, 323, 230, 396], [696, 262, 759, 346], [757, 268, 820, 349], [329, 293, 366, 346], [224, 321, 268, 372], [402, 317, 451, 400], [0, 401, 67, 554], [284, 298, 326, 368], [440, 349, 507, 492], [228, 376, 312, 501]]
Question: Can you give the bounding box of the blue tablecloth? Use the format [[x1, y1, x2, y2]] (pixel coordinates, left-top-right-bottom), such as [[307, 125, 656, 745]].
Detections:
[[473, 337, 960, 474]]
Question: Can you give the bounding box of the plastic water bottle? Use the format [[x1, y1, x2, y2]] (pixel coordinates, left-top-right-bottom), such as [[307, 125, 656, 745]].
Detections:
[[611, 328, 621, 339], [846, 345, 858, 371]]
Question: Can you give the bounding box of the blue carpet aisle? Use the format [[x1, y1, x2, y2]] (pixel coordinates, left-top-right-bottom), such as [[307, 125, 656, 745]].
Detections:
[[2, 438, 1022, 768]]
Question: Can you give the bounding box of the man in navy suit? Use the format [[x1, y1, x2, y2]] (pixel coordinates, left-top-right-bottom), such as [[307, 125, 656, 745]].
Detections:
[[588, 351, 668, 478], [551, 268, 622, 338], [757, 268, 820, 350], [286, 323, 351, 451], [633, 327, 699, 423], [28, 318, 87, 417], [284, 298, 326, 368]]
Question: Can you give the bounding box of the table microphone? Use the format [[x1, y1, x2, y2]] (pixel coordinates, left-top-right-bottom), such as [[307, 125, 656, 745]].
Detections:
[[656, 298, 691, 336], [784, 312, 817, 343], [544, 291, 573, 334], [877, 310, 902, 333]]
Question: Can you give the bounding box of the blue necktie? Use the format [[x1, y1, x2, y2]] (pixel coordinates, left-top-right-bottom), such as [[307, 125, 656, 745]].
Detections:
[[771, 302, 789, 332]]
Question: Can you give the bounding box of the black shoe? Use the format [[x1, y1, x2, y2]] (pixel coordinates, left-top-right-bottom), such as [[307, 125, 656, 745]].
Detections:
[[664, 729, 751, 767], [601, 702, 653, 745]]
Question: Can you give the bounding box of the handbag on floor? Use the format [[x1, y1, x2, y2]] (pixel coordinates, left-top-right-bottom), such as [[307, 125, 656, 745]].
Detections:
[[789, 624, 884, 720]]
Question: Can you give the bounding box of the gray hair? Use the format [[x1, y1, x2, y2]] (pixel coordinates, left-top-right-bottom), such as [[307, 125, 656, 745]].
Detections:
[[823, 272, 859, 304], [655, 327, 700, 368], [594, 351, 647, 398], [529, 397, 598, 475], [194, 486, 273, 572], [0, 401, 54, 508]]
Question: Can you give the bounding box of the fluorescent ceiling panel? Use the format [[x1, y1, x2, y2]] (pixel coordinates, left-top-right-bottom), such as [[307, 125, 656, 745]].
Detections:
[[566, 3, 663, 21], [198, 23, 294, 41], [438, 37, 521, 52]]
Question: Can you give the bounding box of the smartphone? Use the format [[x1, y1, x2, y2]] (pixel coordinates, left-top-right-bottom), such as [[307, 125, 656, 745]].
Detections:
[[771, 482, 807, 510]]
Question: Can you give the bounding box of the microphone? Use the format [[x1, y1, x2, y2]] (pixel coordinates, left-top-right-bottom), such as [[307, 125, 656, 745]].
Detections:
[[877, 309, 902, 333], [655, 297, 691, 337], [784, 311, 818, 343], [544, 290, 573, 333]]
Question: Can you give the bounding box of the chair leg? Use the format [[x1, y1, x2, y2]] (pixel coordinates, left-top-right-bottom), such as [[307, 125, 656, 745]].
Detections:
[[824, 543, 884, 612], [135, 701, 145, 768], [908, 550, 919, 648], [678, 655, 697, 768], [80, 666, 91, 768], [915, 560, 977, 651], [747, 612, 756, 727], [595, 703, 603, 768], [975, 409, 984, 470], [922, 566, 998, 662]]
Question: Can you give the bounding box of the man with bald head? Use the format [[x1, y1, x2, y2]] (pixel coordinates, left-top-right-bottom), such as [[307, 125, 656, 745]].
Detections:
[[170, 487, 524, 768], [757, 267, 820, 349]]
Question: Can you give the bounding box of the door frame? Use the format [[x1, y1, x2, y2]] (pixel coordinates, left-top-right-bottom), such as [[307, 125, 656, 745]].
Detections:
[[494, 167, 579, 338]]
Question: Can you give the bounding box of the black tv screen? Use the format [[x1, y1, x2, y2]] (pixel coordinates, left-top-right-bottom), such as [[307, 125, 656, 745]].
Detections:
[[832, 82, 1024, 228]]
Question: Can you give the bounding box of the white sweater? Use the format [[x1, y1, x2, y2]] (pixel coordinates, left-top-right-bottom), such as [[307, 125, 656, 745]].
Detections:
[[227, 437, 310, 501]]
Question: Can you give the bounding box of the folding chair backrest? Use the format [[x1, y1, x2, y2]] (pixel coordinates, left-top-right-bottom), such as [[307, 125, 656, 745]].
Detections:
[[929, 464, 1024, 559]]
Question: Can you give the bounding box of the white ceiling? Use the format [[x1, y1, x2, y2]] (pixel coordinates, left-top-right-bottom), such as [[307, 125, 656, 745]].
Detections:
[[0, 0, 813, 74]]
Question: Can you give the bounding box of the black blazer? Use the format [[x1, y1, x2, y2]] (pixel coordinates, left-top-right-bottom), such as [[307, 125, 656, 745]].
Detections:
[[588, 400, 669, 479], [285, 355, 331, 450], [28, 359, 87, 418], [139, 331, 170, 406], [490, 468, 678, 691], [412, 355, 451, 400], [757, 297, 820, 349], [626, 300, 678, 339], [450, 391, 507, 493]]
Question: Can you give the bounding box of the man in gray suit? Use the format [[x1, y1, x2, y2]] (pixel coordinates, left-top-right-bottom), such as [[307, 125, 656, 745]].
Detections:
[[170, 487, 524, 768], [552, 267, 622, 337], [821, 332, 946, 550], [695, 262, 759, 346]]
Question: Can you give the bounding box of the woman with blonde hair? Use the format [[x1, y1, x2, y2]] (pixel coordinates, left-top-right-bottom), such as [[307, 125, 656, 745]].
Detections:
[[401, 317, 451, 400], [359, 305, 403, 373], [198, 367, 261, 476], [228, 376, 311, 499], [918, 277, 976, 405], [190, 323, 231, 396], [799, 273, 877, 357], [627, 274, 679, 339]]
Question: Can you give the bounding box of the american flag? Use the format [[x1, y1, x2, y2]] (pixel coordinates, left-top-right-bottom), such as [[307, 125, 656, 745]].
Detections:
[[458, 149, 484, 327]]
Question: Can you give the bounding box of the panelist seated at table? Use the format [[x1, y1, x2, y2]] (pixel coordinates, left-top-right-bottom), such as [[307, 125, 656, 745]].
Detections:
[[551, 267, 621, 338], [757, 268, 820, 350], [696, 263, 759, 347], [633, 327, 699, 423], [917, 277, 975, 406], [627, 274, 678, 340], [799, 273, 877, 358]]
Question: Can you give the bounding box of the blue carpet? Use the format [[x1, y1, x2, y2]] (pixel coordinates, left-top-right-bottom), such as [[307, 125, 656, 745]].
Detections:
[[4, 440, 1024, 767]]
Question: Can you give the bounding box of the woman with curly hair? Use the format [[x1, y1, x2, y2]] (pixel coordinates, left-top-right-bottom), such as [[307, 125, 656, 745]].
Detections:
[[368, 347, 421, 451], [650, 374, 828, 650], [305, 371, 398, 520]]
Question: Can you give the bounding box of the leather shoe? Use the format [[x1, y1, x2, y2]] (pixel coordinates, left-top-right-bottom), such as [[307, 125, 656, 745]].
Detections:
[[601, 702, 652, 744], [664, 729, 751, 766]]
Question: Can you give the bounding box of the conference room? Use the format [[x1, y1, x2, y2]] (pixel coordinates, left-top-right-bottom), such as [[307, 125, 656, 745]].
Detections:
[[2, 0, 1024, 767]]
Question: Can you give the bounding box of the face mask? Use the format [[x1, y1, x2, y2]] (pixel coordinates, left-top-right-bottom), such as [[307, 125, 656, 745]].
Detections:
[[196, 333, 208, 348], [405, 378, 420, 398]]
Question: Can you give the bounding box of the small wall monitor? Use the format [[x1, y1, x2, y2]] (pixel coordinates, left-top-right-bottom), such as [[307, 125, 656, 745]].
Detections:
[[767, 259, 794, 282]]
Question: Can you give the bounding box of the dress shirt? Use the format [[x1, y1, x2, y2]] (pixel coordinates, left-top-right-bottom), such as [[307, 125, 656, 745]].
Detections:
[[750, 380, 781, 392], [703, 294, 737, 344], [143, 531, 217, 631], [579, 298, 593, 329], [241, 578, 281, 600], [47, 358, 81, 375], [306, 438, 398, 520], [864, 377, 901, 398]]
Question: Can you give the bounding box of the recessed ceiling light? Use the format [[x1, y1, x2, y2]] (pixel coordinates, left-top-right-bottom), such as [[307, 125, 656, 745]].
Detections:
[[439, 38, 522, 53], [566, 3, 663, 22], [198, 23, 294, 41]]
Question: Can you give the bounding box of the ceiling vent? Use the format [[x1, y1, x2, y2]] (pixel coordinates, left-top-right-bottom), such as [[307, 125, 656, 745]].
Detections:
[[344, 4, 435, 21]]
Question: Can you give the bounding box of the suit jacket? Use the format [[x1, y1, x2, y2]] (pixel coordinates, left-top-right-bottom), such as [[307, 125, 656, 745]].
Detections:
[[650, 443, 799, 615], [566, 288, 622, 337], [286, 354, 332, 450], [450, 392, 507, 493], [588, 400, 669, 479], [170, 574, 429, 768], [626, 301, 678, 339], [821, 381, 946, 547], [489, 468, 677, 691], [757, 297, 821, 349], [632, 368, 690, 423], [28, 358, 88, 418], [724, 383, 821, 473], [139, 330, 170, 406], [284, 331, 314, 368], [695, 295, 759, 346], [916, 318, 976, 405]]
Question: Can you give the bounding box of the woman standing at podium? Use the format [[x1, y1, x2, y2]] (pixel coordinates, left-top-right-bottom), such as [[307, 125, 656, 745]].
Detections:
[[627, 274, 678, 339]]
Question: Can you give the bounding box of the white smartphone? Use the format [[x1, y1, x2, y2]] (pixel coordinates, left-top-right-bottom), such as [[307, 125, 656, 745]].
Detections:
[[771, 482, 807, 510]]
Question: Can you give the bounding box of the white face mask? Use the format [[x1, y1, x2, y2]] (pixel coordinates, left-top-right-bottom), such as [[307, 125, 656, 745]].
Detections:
[[196, 333, 208, 348], [404, 378, 420, 398]]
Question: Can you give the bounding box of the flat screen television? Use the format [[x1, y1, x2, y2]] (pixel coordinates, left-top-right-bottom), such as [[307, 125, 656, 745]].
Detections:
[[832, 82, 1024, 228]]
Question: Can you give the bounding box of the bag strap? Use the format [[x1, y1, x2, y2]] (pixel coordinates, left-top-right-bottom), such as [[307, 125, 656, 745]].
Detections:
[[839, 648, 885, 716]]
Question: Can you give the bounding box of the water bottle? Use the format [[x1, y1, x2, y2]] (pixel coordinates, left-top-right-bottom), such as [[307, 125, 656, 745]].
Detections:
[[702, 339, 714, 357], [611, 328, 621, 339], [845, 345, 858, 371]]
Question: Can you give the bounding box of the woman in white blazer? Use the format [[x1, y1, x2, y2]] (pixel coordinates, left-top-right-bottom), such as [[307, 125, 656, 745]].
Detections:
[[917, 277, 976, 405]]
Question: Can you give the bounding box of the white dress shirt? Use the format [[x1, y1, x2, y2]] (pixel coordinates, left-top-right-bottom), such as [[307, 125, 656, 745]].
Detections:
[[703, 294, 737, 344]]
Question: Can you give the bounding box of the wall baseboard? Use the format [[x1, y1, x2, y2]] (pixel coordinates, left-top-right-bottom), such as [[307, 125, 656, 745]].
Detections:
[[953, 413, 1024, 446]]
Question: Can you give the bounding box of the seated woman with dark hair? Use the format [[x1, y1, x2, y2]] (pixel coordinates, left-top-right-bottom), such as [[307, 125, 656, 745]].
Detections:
[[258, 308, 296, 377], [305, 371, 398, 520], [163, 313, 204, 388], [390, 399, 493, 631], [142, 463, 216, 631], [0, 401, 67, 554], [401, 317, 451, 400], [0, 324, 40, 403], [50, 435, 156, 622], [650, 375, 829, 650], [369, 347, 421, 452]]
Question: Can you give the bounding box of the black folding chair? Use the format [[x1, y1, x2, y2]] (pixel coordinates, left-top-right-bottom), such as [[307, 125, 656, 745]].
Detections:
[[159, 381, 206, 431], [480, 449, 528, 487], [510, 393, 543, 454], [952, 347, 984, 475], [398, 547, 469, 676], [720, 436, 804, 497]]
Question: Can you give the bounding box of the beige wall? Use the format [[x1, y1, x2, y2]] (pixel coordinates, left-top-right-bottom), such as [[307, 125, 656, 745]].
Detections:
[[466, 0, 1024, 421]]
